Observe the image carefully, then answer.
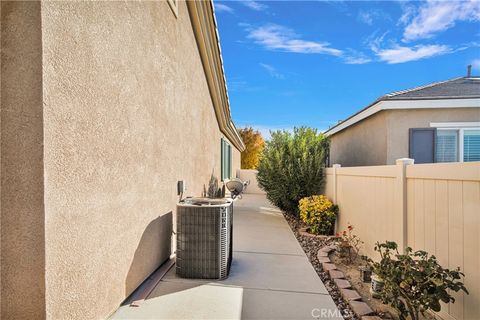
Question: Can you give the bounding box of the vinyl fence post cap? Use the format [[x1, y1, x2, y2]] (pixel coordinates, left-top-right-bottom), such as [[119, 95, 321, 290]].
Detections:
[[396, 158, 414, 165]]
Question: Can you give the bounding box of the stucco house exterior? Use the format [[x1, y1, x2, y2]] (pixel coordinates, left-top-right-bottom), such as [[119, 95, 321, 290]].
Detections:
[[1, 1, 244, 319], [325, 73, 480, 166]]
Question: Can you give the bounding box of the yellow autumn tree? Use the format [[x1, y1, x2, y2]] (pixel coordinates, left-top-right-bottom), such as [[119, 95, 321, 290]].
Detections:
[[239, 127, 265, 169]]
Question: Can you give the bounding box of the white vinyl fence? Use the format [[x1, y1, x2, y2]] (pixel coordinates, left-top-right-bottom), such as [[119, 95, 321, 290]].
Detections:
[[324, 160, 480, 320]]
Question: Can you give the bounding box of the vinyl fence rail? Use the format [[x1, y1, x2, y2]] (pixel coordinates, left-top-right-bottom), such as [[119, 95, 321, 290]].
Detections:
[[324, 160, 480, 320]]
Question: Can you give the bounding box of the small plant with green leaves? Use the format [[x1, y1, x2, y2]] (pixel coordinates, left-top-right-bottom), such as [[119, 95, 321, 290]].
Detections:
[[363, 241, 468, 320], [298, 195, 338, 235], [336, 223, 363, 263]]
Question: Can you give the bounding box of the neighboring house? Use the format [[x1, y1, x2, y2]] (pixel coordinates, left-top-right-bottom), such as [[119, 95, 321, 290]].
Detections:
[[1, 1, 244, 319], [325, 72, 480, 166]]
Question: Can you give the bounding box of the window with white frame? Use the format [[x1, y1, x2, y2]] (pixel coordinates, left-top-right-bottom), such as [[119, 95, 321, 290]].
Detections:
[[432, 123, 480, 162]]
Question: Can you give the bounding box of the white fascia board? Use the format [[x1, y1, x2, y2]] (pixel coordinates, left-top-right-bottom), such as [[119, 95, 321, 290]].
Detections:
[[430, 122, 480, 128], [325, 98, 480, 136]]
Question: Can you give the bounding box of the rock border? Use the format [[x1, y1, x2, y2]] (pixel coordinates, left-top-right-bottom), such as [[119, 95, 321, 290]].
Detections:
[[297, 227, 332, 239], [316, 244, 381, 320]]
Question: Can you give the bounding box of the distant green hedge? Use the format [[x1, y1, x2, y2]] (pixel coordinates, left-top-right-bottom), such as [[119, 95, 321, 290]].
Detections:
[[256, 127, 329, 216]]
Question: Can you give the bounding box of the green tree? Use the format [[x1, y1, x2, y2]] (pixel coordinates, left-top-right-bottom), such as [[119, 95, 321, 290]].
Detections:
[[239, 127, 265, 169], [256, 127, 329, 215]]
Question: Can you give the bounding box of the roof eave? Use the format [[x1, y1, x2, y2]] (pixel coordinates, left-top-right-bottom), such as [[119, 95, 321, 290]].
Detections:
[[186, 0, 245, 151], [324, 97, 480, 137]]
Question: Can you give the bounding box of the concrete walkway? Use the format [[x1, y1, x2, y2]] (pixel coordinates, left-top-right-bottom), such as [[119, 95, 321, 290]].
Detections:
[[111, 194, 342, 320]]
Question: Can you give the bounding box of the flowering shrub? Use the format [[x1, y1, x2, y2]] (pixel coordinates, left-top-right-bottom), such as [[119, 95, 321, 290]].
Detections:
[[298, 195, 337, 235], [336, 223, 363, 263], [363, 241, 468, 320]]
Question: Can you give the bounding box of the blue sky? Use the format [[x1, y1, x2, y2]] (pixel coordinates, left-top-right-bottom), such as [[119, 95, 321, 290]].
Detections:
[[213, 0, 480, 137]]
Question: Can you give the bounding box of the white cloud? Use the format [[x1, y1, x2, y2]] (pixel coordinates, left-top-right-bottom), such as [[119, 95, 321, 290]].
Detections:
[[343, 56, 371, 65], [246, 24, 343, 56], [403, 0, 480, 41], [358, 10, 374, 25], [259, 63, 284, 79], [364, 31, 389, 51], [241, 0, 268, 11], [214, 3, 234, 14], [398, 1, 417, 26], [357, 9, 390, 26], [343, 49, 371, 64], [227, 78, 263, 93], [373, 44, 452, 64]]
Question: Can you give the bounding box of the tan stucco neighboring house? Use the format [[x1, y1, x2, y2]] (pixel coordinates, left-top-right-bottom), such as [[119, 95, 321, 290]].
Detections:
[[325, 73, 480, 167], [1, 1, 245, 319]]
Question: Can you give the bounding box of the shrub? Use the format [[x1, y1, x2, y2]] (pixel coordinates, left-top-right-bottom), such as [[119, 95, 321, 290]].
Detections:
[[239, 127, 265, 169], [363, 241, 468, 320], [256, 127, 329, 215], [298, 195, 337, 235]]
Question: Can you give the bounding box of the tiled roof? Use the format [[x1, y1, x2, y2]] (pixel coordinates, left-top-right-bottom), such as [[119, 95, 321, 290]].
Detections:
[[382, 77, 480, 100]]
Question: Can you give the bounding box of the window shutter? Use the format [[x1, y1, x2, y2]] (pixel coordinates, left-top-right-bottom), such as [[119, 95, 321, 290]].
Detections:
[[409, 128, 436, 164], [220, 138, 232, 180], [227, 144, 232, 179], [221, 139, 225, 181]]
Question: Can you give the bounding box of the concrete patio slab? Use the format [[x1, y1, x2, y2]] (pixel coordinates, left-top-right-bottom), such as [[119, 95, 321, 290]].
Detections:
[[233, 207, 288, 228], [241, 288, 342, 320], [232, 193, 278, 210], [113, 281, 243, 319], [222, 251, 329, 294], [161, 251, 328, 294], [110, 194, 342, 320], [233, 222, 303, 255]]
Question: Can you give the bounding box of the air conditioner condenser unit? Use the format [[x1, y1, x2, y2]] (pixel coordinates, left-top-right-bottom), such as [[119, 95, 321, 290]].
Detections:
[[176, 198, 233, 280]]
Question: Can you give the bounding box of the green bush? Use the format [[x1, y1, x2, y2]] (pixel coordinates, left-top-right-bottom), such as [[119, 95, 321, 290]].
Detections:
[[256, 127, 329, 215], [363, 241, 468, 320], [298, 195, 337, 235]]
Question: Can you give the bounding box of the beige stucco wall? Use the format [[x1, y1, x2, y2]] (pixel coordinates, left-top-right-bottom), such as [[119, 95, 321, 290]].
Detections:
[[2, 1, 241, 319], [329, 111, 388, 166], [385, 108, 480, 164], [1, 2, 46, 318]]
